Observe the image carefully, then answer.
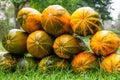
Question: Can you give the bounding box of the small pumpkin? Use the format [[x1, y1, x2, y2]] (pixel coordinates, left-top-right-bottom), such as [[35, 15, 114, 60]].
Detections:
[[17, 7, 42, 33], [17, 57, 39, 71], [100, 53, 120, 73], [41, 5, 72, 37], [27, 30, 54, 58], [2, 29, 28, 55], [0, 52, 17, 72], [70, 7, 102, 36], [39, 55, 69, 72], [90, 30, 120, 56], [53, 34, 87, 59], [71, 51, 98, 72]]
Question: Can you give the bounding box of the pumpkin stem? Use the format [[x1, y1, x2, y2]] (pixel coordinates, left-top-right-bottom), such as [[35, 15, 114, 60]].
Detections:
[[6, 40, 11, 44]]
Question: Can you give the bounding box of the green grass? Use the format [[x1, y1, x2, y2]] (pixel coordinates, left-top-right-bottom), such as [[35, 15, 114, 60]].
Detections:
[[0, 36, 120, 80]]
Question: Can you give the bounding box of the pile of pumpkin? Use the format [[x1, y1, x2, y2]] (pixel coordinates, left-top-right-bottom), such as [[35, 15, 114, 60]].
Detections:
[[0, 4, 120, 73]]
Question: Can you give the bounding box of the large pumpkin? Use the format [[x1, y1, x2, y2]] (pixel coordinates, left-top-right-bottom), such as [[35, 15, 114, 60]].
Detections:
[[0, 52, 17, 72], [70, 7, 102, 36], [90, 30, 120, 56], [41, 5, 72, 37], [17, 7, 42, 33], [100, 53, 120, 73], [27, 30, 54, 58], [39, 55, 69, 72], [2, 29, 28, 55], [71, 51, 98, 72], [53, 34, 87, 59]]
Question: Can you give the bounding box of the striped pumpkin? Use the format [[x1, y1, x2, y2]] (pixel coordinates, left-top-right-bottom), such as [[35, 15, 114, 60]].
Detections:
[[90, 30, 120, 56], [41, 5, 72, 37], [70, 7, 102, 36]]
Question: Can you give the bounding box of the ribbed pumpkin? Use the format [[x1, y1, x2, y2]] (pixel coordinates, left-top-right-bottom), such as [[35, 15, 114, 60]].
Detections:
[[39, 55, 69, 72], [17, 7, 42, 33], [2, 29, 28, 55], [100, 53, 120, 73], [70, 7, 102, 36], [27, 30, 54, 58], [0, 52, 17, 72], [90, 30, 120, 56], [41, 5, 72, 37], [53, 34, 86, 59], [71, 51, 98, 72]]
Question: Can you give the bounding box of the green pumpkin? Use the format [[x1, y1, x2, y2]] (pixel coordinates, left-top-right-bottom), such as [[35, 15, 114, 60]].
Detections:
[[2, 29, 28, 55], [17, 57, 39, 71], [39, 55, 69, 72], [0, 52, 17, 72]]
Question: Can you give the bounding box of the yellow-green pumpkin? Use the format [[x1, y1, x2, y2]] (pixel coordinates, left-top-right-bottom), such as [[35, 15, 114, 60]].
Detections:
[[2, 29, 28, 55], [70, 7, 102, 36], [27, 30, 54, 58], [39, 55, 69, 72], [53, 34, 87, 59]]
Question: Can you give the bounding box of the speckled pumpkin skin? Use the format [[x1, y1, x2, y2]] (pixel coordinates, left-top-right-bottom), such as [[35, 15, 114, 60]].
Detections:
[[2, 29, 28, 55], [90, 30, 120, 56], [17, 7, 42, 33], [70, 7, 102, 36], [41, 5, 72, 37], [71, 51, 98, 72], [53, 34, 86, 59], [0, 52, 17, 72], [100, 53, 120, 73], [39, 55, 69, 72], [27, 30, 54, 58]]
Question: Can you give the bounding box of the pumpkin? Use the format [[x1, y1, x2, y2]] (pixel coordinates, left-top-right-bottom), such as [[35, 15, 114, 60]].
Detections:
[[39, 55, 69, 72], [70, 7, 102, 36], [41, 5, 72, 37], [27, 30, 54, 58], [17, 57, 38, 71], [100, 53, 120, 73], [0, 52, 17, 72], [71, 51, 98, 72], [53, 34, 87, 59], [90, 30, 120, 56], [2, 29, 28, 55], [17, 7, 42, 33]]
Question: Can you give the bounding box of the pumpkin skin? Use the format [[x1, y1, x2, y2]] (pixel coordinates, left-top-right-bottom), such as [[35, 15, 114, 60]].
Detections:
[[17, 57, 38, 71], [100, 53, 120, 73], [41, 5, 72, 37], [39, 55, 69, 72], [70, 7, 102, 36], [53, 34, 86, 59], [2, 29, 28, 55], [17, 7, 42, 33], [27, 30, 54, 58], [90, 30, 120, 56], [71, 51, 98, 72], [0, 52, 17, 72]]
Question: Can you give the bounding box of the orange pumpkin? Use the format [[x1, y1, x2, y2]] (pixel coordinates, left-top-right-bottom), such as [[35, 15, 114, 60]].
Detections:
[[2, 29, 28, 55], [90, 30, 120, 56], [53, 34, 86, 59], [17, 7, 42, 33], [100, 53, 120, 73], [41, 5, 72, 37], [71, 51, 98, 72], [70, 7, 102, 36], [27, 30, 54, 58]]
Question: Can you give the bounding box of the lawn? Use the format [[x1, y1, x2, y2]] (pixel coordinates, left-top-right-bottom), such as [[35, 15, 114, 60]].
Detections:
[[0, 36, 120, 80]]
